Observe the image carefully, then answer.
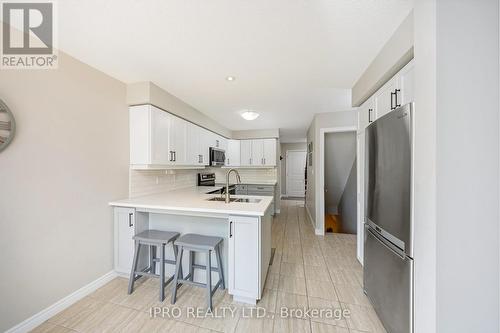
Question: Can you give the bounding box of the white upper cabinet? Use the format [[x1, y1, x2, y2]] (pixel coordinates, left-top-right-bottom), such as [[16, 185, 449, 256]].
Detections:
[[358, 97, 374, 133], [251, 139, 264, 165], [238, 139, 276, 167], [368, 60, 415, 125], [397, 60, 415, 105], [169, 115, 187, 165], [262, 139, 277, 166], [226, 140, 241, 166], [130, 104, 278, 169], [130, 105, 171, 166], [373, 75, 399, 120], [186, 123, 204, 166], [240, 140, 253, 166]]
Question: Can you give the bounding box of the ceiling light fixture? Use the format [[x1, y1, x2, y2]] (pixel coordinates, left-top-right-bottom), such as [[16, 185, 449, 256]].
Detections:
[[226, 76, 235, 81], [240, 110, 260, 121]]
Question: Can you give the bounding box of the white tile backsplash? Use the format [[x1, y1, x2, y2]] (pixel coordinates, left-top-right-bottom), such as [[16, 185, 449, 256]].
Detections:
[[129, 167, 278, 198]]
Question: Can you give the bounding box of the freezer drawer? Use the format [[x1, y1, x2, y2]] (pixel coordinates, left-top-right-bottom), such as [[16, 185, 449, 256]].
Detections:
[[364, 226, 413, 333]]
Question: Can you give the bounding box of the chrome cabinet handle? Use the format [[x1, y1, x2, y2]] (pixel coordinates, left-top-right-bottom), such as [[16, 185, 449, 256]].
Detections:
[[128, 213, 134, 227], [395, 89, 401, 107], [368, 108, 373, 123], [229, 221, 233, 238], [390, 91, 396, 110]]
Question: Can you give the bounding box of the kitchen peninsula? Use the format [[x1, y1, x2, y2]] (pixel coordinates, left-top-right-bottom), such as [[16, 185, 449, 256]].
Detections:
[[109, 186, 273, 305]]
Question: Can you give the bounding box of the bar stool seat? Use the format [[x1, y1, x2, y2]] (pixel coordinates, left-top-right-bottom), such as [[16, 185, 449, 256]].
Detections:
[[174, 233, 223, 250], [134, 230, 179, 244], [128, 229, 181, 302], [171, 233, 225, 311]]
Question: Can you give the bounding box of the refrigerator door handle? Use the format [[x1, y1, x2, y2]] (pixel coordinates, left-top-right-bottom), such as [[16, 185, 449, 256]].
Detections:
[[367, 226, 406, 260]]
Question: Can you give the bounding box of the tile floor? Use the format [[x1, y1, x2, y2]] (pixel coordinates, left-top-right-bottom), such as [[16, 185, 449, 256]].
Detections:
[[31, 200, 386, 333]]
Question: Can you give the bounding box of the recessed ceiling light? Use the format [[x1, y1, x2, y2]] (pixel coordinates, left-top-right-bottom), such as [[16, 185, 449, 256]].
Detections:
[[240, 111, 260, 121], [226, 76, 235, 81]]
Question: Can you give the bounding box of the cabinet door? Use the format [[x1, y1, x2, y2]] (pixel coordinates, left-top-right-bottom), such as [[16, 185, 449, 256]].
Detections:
[[114, 207, 136, 274], [186, 123, 202, 165], [226, 140, 241, 166], [169, 115, 187, 165], [373, 76, 398, 119], [150, 106, 171, 165], [398, 60, 415, 105], [251, 139, 264, 166], [228, 216, 260, 299], [130, 105, 152, 165], [358, 97, 374, 133], [262, 139, 276, 166], [199, 128, 211, 166], [240, 140, 253, 166]]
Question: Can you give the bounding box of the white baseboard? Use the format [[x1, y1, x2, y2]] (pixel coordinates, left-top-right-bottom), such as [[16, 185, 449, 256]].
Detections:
[[304, 204, 324, 236], [6, 270, 117, 333], [276, 209, 281, 214], [315, 228, 324, 236]]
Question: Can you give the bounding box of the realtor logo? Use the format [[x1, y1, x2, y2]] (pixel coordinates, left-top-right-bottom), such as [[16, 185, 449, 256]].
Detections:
[[1, 1, 58, 68]]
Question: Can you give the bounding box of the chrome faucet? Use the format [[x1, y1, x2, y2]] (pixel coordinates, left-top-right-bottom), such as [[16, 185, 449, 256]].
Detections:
[[225, 168, 241, 203]]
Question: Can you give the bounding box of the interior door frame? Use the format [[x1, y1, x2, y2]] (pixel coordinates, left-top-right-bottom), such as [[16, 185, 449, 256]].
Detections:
[[318, 126, 357, 236], [285, 149, 307, 198]]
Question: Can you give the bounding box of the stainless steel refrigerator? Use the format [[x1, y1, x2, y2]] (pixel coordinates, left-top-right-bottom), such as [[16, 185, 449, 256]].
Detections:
[[364, 102, 414, 333]]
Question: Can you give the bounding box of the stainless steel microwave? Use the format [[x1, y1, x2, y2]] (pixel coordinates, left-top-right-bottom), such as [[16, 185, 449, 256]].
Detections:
[[209, 147, 225, 166]]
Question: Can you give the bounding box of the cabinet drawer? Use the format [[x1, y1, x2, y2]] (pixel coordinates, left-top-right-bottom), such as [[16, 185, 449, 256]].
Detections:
[[247, 185, 274, 193]]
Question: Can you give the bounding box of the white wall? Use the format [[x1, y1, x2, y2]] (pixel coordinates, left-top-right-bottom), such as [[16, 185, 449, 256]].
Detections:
[[0, 52, 129, 331], [434, 1, 499, 332], [414, 1, 500, 332]]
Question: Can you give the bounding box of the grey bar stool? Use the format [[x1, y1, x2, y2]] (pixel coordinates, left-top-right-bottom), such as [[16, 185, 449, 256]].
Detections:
[[128, 230, 181, 301], [171, 233, 225, 310]]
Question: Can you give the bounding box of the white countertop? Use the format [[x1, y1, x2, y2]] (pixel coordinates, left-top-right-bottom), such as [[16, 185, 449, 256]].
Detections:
[[215, 181, 277, 186], [109, 186, 273, 216]]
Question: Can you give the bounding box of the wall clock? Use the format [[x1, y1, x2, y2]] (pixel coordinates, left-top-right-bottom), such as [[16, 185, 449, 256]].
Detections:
[[0, 99, 16, 152]]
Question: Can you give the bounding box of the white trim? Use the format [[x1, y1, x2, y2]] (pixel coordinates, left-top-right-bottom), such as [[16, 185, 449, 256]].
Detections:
[[318, 126, 357, 236], [6, 271, 117, 333], [285, 149, 307, 197], [276, 209, 281, 214], [305, 204, 318, 234]]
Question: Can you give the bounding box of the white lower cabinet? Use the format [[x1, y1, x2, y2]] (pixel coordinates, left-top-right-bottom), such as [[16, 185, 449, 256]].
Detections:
[[228, 213, 271, 301], [114, 207, 136, 274]]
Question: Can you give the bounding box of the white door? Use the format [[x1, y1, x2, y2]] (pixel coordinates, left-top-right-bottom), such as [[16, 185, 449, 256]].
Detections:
[[240, 140, 252, 166], [286, 151, 307, 197], [263, 139, 276, 166], [251, 139, 264, 166]]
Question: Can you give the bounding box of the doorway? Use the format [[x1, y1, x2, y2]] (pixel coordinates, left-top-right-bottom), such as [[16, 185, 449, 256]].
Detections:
[[285, 150, 307, 198], [322, 131, 357, 234]]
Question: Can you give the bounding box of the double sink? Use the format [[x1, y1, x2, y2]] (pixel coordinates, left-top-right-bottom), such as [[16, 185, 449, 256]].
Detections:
[[206, 197, 261, 203]]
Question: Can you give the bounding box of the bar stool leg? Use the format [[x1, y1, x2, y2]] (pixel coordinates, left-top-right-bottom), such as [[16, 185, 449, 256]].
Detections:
[[159, 244, 165, 301], [206, 250, 212, 311], [128, 240, 141, 294], [171, 246, 184, 304], [149, 245, 156, 274], [173, 243, 183, 280], [215, 244, 225, 290], [188, 250, 194, 281]]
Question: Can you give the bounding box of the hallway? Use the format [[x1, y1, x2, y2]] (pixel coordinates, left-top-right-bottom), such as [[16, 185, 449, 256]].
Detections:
[[32, 200, 385, 333]]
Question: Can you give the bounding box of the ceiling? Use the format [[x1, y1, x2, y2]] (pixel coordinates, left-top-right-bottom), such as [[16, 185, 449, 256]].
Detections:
[[57, 0, 413, 142]]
